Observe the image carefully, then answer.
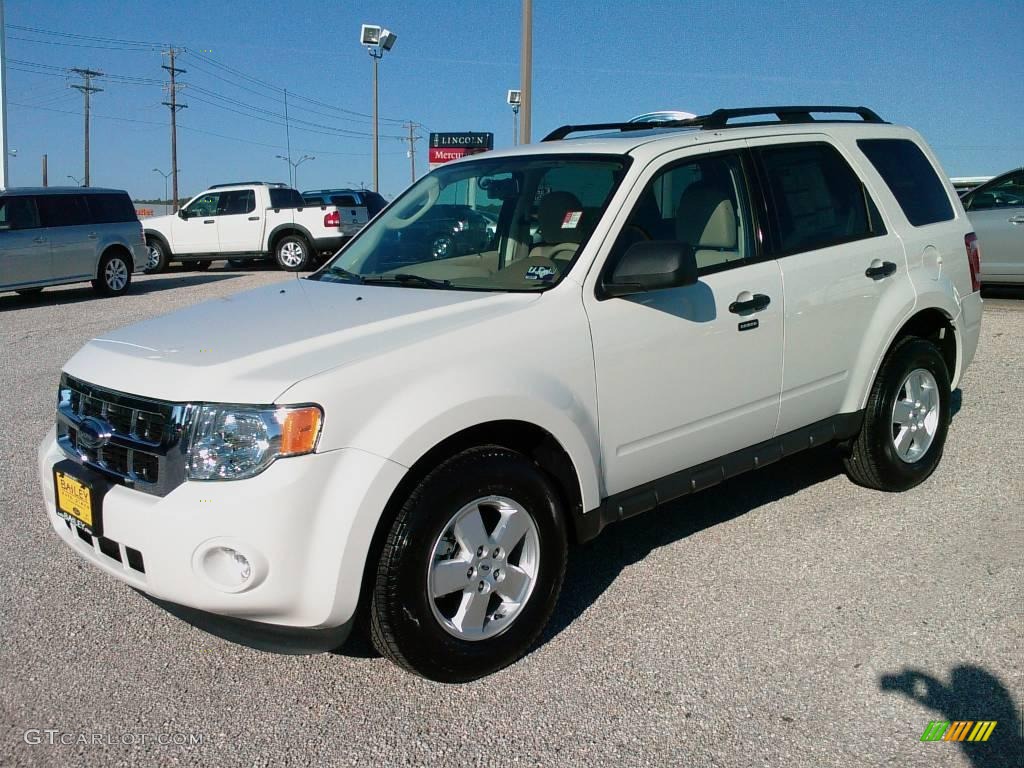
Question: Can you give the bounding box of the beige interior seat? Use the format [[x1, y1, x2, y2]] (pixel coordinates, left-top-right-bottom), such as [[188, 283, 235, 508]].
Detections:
[[528, 191, 585, 265], [675, 181, 741, 269]]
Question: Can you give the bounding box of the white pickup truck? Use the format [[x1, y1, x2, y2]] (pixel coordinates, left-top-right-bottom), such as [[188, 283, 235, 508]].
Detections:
[[142, 182, 366, 272]]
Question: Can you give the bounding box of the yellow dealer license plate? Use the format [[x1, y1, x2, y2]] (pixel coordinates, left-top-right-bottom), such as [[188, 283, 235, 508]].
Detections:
[[55, 470, 93, 530]]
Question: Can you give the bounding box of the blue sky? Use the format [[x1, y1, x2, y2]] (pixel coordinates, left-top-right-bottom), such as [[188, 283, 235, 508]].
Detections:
[[5, 0, 1022, 200]]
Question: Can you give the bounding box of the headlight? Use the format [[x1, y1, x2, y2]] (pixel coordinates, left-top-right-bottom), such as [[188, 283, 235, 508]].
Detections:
[[186, 404, 322, 481]]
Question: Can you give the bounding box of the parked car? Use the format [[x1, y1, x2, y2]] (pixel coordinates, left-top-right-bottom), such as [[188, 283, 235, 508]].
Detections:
[[38, 105, 982, 682], [383, 203, 496, 264], [0, 187, 145, 297], [143, 182, 362, 272], [960, 167, 1024, 284], [302, 188, 388, 218]]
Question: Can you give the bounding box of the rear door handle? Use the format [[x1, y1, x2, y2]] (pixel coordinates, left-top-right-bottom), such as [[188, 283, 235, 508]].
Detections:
[[728, 292, 771, 314], [1009, 215, 1024, 224], [33, 236, 47, 244], [203, 219, 215, 224], [865, 260, 897, 279], [248, 216, 260, 221], [87, 232, 98, 240]]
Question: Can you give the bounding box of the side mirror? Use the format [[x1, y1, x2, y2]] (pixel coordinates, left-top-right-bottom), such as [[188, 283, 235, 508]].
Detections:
[[177, 209, 188, 219], [602, 241, 698, 298]]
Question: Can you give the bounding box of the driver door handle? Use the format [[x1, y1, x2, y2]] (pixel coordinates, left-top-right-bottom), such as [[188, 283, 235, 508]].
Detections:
[[203, 219, 215, 224], [729, 292, 771, 314], [865, 260, 897, 279], [248, 216, 260, 221], [1009, 215, 1024, 224]]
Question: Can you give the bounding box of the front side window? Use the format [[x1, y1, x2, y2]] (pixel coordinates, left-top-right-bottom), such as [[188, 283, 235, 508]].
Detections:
[[0, 196, 41, 230], [606, 152, 755, 275], [964, 170, 1024, 211], [857, 138, 955, 226], [314, 155, 628, 291], [757, 143, 881, 254], [184, 193, 220, 218], [38, 195, 90, 227]]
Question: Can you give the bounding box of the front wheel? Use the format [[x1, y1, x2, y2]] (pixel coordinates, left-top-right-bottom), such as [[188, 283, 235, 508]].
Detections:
[[274, 234, 311, 271], [92, 251, 133, 297], [842, 337, 951, 491], [144, 238, 169, 274], [370, 446, 568, 682]]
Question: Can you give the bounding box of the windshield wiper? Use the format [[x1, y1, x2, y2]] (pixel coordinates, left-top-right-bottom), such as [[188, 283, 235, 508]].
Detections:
[[361, 273, 452, 289], [314, 265, 364, 283]]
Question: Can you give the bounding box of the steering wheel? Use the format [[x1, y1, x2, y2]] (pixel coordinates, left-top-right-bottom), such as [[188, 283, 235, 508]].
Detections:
[[389, 176, 441, 230]]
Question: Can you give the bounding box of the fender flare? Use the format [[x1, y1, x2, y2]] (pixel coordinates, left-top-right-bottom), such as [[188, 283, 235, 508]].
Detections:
[[267, 222, 315, 252], [142, 229, 172, 256]]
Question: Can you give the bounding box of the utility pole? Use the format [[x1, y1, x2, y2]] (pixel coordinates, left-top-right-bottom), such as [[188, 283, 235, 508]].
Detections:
[[70, 68, 102, 186], [404, 121, 420, 184], [520, 0, 532, 144], [0, 0, 9, 189], [161, 48, 186, 211], [283, 89, 292, 187], [41, 153, 47, 186]]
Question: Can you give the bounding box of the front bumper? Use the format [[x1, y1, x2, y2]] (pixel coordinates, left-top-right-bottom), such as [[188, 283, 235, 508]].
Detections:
[[38, 427, 407, 636]]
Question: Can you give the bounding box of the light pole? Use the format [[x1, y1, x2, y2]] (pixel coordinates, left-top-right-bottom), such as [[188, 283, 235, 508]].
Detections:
[[507, 90, 522, 145], [153, 167, 173, 213], [275, 153, 314, 189], [520, 0, 532, 144], [67, 174, 82, 186], [360, 24, 397, 193]]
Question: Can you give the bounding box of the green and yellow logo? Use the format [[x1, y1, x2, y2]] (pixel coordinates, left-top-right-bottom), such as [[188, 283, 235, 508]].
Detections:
[[920, 720, 997, 742]]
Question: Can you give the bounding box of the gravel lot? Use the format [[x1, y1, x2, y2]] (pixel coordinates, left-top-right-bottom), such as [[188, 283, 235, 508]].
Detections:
[[1, 268, 1021, 768]]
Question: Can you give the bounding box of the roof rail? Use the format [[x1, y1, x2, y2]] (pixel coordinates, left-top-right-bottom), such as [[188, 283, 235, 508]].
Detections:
[[208, 181, 289, 189], [542, 105, 886, 142]]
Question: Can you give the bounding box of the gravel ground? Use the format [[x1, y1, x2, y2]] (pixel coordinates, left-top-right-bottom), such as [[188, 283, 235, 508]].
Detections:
[[1, 269, 1021, 768]]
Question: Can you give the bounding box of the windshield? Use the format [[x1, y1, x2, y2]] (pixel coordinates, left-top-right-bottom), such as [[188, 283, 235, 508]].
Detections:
[[312, 154, 628, 291]]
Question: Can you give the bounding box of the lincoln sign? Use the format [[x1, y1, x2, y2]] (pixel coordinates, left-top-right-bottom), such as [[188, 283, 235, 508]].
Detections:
[[428, 132, 494, 170]]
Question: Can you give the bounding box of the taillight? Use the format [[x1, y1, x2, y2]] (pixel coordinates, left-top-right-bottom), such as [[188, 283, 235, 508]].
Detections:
[[965, 232, 981, 292], [324, 210, 340, 228]]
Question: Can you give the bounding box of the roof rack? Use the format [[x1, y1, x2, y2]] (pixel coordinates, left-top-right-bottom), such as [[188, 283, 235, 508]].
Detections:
[[542, 105, 885, 142], [208, 181, 289, 189]]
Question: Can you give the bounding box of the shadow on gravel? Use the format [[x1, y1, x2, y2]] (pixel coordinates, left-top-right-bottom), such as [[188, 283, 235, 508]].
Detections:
[[541, 444, 846, 645], [0, 273, 243, 311], [880, 666, 1023, 767]]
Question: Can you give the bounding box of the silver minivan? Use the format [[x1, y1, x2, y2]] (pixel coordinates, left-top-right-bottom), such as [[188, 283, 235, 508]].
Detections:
[[0, 187, 146, 298]]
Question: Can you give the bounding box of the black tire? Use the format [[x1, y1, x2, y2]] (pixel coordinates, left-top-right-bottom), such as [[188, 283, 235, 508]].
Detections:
[[16, 287, 43, 297], [192, 260, 212, 271], [842, 337, 951, 491], [144, 237, 169, 274], [369, 446, 568, 682], [92, 251, 133, 297], [431, 234, 455, 259], [274, 234, 312, 271]]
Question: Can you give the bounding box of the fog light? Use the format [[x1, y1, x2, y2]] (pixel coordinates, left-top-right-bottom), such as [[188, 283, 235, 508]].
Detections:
[[202, 546, 252, 590]]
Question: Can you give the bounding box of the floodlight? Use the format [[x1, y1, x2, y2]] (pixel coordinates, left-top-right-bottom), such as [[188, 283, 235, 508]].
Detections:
[[507, 89, 522, 105], [360, 24, 382, 46], [380, 30, 397, 51]]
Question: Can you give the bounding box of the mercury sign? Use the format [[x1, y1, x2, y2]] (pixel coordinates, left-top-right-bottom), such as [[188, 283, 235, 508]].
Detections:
[[428, 132, 494, 170]]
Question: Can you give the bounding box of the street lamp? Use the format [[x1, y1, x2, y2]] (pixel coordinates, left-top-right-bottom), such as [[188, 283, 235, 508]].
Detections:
[[507, 90, 522, 145], [360, 23, 397, 193], [275, 153, 315, 189], [153, 168, 174, 213], [67, 174, 83, 186]]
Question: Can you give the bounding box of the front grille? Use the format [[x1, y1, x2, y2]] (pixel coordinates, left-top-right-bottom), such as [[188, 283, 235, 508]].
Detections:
[[56, 374, 193, 496]]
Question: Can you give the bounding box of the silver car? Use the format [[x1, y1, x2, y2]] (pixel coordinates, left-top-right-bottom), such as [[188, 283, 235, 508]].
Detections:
[[961, 167, 1024, 285], [0, 187, 146, 298]]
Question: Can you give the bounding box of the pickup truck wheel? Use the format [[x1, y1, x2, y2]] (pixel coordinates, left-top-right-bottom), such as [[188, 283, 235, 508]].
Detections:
[[370, 446, 568, 682], [275, 234, 311, 271], [92, 251, 132, 297], [842, 337, 950, 491], [144, 238, 169, 274]]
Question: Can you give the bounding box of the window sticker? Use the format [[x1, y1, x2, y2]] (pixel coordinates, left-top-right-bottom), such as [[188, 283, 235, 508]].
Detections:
[[561, 211, 582, 229], [525, 265, 557, 281]]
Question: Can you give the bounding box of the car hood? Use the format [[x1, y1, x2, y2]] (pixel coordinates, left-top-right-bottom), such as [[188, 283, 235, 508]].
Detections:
[[63, 279, 539, 403]]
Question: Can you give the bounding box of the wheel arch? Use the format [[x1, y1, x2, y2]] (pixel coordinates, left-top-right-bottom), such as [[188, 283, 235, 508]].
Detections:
[[98, 242, 136, 274], [143, 230, 172, 256], [268, 223, 314, 252]]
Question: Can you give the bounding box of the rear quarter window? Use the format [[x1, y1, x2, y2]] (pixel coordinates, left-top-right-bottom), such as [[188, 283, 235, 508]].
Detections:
[[269, 188, 304, 209], [38, 194, 91, 227], [857, 139, 954, 226]]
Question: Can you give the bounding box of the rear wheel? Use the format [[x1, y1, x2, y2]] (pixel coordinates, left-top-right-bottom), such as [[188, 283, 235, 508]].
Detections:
[[370, 446, 568, 682], [144, 238, 169, 274], [92, 251, 132, 297], [842, 337, 951, 491], [274, 234, 311, 271]]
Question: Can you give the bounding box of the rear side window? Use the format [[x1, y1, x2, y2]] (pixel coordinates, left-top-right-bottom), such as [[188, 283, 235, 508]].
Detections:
[[38, 195, 91, 227], [756, 143, 882, 254], [857, 139, 954, 226], [87, 193, 137, 223], [269, 188, 304, 209], [218, 189, 256, 215], [0, 196, 41, 230]]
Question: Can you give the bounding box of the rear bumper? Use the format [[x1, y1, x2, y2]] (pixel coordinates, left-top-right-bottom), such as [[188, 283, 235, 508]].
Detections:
[[954, 290, 983, 388], [312, 234, 351, 253]]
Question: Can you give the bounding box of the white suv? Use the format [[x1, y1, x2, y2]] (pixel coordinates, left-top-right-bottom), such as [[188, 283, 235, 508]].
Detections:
[[37, 106, 983, 681]]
